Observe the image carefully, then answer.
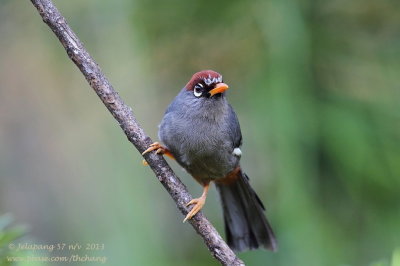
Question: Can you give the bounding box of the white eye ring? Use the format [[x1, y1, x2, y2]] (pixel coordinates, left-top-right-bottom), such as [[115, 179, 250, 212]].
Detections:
[[193, 86, 202, 97]]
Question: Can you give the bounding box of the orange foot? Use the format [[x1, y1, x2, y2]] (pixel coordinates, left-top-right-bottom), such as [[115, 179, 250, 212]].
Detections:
[[183, 183, 210, 222], [142, 142, 174, 165]]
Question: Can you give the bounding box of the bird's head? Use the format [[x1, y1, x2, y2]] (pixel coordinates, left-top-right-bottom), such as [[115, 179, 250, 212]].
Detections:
[[185, 70, 229, 99]]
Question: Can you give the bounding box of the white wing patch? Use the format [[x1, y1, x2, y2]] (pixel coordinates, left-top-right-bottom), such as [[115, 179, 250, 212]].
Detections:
[[232, 147, 242, 157]]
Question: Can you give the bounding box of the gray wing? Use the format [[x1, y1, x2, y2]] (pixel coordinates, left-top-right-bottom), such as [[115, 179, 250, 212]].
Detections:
[[227, 104, 242, 148]]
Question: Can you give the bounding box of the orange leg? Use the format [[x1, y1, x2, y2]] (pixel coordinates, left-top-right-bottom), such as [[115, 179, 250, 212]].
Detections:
[[183, 183, 210, 223], [142, 142, 174, 165]]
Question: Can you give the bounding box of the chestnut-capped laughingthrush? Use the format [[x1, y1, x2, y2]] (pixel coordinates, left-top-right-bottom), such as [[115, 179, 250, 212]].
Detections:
[[142, 70, 277, 252]]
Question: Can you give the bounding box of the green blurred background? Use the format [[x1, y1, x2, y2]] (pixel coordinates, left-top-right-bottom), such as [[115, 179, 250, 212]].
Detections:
[[1, 0, 400, 265]]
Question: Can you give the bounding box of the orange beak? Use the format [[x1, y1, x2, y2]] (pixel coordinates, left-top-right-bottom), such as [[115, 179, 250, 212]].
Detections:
[[208, 83, 229, 97]]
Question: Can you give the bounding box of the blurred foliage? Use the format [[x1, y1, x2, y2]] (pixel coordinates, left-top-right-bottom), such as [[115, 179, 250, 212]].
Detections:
[[370, 248, 400, 266], [0, 0, 399, 265], [0, 214, 28, 266]]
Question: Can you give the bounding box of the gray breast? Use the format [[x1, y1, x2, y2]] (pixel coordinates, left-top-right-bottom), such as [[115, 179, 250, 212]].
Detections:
[[159, 90, 240, 181]]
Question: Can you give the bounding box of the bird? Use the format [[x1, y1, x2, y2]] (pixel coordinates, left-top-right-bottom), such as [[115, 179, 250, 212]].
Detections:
[[142, 70, 277, 252]]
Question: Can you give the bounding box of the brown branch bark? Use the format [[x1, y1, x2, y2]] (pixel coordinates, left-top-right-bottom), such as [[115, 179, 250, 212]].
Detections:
[[29, 0, 244, 265]]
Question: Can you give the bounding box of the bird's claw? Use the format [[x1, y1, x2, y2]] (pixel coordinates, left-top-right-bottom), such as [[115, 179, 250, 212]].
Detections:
[[183, 196, 206, 223], [142, 142, 166, 155], [142, 142, 175, 166]]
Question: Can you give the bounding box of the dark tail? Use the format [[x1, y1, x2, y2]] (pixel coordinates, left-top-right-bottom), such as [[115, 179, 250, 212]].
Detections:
[[216, 170, 278, 252]]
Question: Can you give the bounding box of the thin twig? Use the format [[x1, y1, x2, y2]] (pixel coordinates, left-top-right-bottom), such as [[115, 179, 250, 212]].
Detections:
[[29, 0, 244, 265]]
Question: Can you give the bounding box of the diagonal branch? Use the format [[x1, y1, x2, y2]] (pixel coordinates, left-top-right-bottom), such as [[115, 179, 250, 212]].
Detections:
[[29, 0, 244, 265]]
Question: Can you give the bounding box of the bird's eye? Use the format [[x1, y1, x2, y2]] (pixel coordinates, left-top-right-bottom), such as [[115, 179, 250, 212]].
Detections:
[[193, 84, 203, 97]]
